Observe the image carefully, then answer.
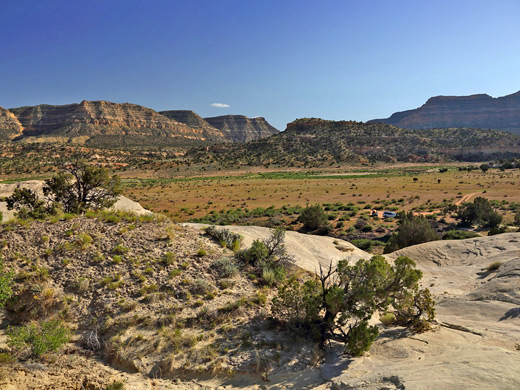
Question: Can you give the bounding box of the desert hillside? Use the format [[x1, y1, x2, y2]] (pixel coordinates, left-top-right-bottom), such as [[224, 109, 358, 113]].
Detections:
[[188, 118, 520, 167], [1, 213, 519, 389]]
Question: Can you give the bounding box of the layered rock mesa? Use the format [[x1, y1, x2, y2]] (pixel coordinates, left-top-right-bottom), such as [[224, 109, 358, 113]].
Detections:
[[5, 100, 226, 146], [158, 110, 226, 141], [204, 115, 279, 142], [370, 91, 520, 134]]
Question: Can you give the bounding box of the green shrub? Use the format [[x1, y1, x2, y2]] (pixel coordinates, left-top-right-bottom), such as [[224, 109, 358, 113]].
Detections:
[[379, 312, 397, 326], [238, 239, 269, 267], [486, 261, 503, 272], [488, 226, 507, 236], [113, 244, 129, 255], [346, 320, 379, 356], [384, 212, 439, 253], [205, 226, 242, 250], [272, 255, 435, 354], [162, 252, 175, 265], [299, 204, 328, 230], [456, 197, 503, 228], [0, 259, 14, 308], [6, 188, 52, 220], [213, 257, 238, 277], [112, 255, 122, 264], [105, 381, 125, 390], [350, 239, 385, 251], [7, 319, 70, 358], [74, 233, 92, 250]]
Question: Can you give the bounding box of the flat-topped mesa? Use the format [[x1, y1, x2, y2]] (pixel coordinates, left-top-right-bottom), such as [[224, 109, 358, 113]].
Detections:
[[204, 114, 279, 142], [0, 107, 24, 140], [159, 110, 226, 141], [369, 91, 520, 134]]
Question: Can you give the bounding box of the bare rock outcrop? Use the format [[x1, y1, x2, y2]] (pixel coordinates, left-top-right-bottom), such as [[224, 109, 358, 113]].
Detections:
[[0, 107, 23, 140]]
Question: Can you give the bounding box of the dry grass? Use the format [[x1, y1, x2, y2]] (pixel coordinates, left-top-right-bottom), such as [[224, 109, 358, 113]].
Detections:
[[122, 166, 520, 222]]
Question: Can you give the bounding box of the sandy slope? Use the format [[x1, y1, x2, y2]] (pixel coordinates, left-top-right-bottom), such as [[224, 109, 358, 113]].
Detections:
[[183, 223, 371, 273], [1, 213, 519, 388]]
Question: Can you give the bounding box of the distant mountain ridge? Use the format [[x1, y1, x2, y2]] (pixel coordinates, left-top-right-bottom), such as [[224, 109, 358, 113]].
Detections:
[[188, 118, 520, 166], [204, 115, 279, 142], [369, 91, 520, 134], [0, 101, 277, 147]]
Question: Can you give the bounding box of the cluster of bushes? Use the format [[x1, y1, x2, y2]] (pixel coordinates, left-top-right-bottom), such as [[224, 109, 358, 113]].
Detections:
[[0, 258, 69, 360], [271, 255, 435, 355], [192, 205, 303, 226], [384, 212, 439, 253], [6, 160, 121, 220], [350, 239, 386, 251], [299, 204, 328, 230], [205, 225, 242, 251], [456, 197, 502, 229]]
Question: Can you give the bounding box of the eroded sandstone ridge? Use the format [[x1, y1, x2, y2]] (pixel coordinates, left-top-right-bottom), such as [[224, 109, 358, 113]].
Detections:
[[0, 101, 277, 146], [370, 91, 520, 134], [204, 115, 279, 142]]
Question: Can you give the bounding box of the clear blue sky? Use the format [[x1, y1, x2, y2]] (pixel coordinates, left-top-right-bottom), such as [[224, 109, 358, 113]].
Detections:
[[1, 0, 519, 130]]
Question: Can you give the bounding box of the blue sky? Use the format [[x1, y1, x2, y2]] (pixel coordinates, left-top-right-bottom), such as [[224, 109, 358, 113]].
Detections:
[[1, 0, 519, 130]]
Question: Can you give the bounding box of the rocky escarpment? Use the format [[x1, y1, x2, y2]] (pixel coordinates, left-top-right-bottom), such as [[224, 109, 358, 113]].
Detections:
[[159, 110, 227, 141], [370, 91, 520, 134], [0, 107, 23, 140], [2, 102, 279, 146], [204, 115, 279, 142], [9, 100, 223, 146]]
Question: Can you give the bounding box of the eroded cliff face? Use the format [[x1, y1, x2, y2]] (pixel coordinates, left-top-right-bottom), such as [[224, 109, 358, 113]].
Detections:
[[204, 115, 279, 142], [0, 107, 23, 140], [159, 110, 226, 141], [370, 91, 520, 134]]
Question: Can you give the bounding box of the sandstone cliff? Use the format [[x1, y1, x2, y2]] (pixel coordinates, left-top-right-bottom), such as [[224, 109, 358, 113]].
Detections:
[[204, 115, 279, 142], [159, 110, 226, 141], [370, 91, 520, 134], [2, 101, 277, 146]]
